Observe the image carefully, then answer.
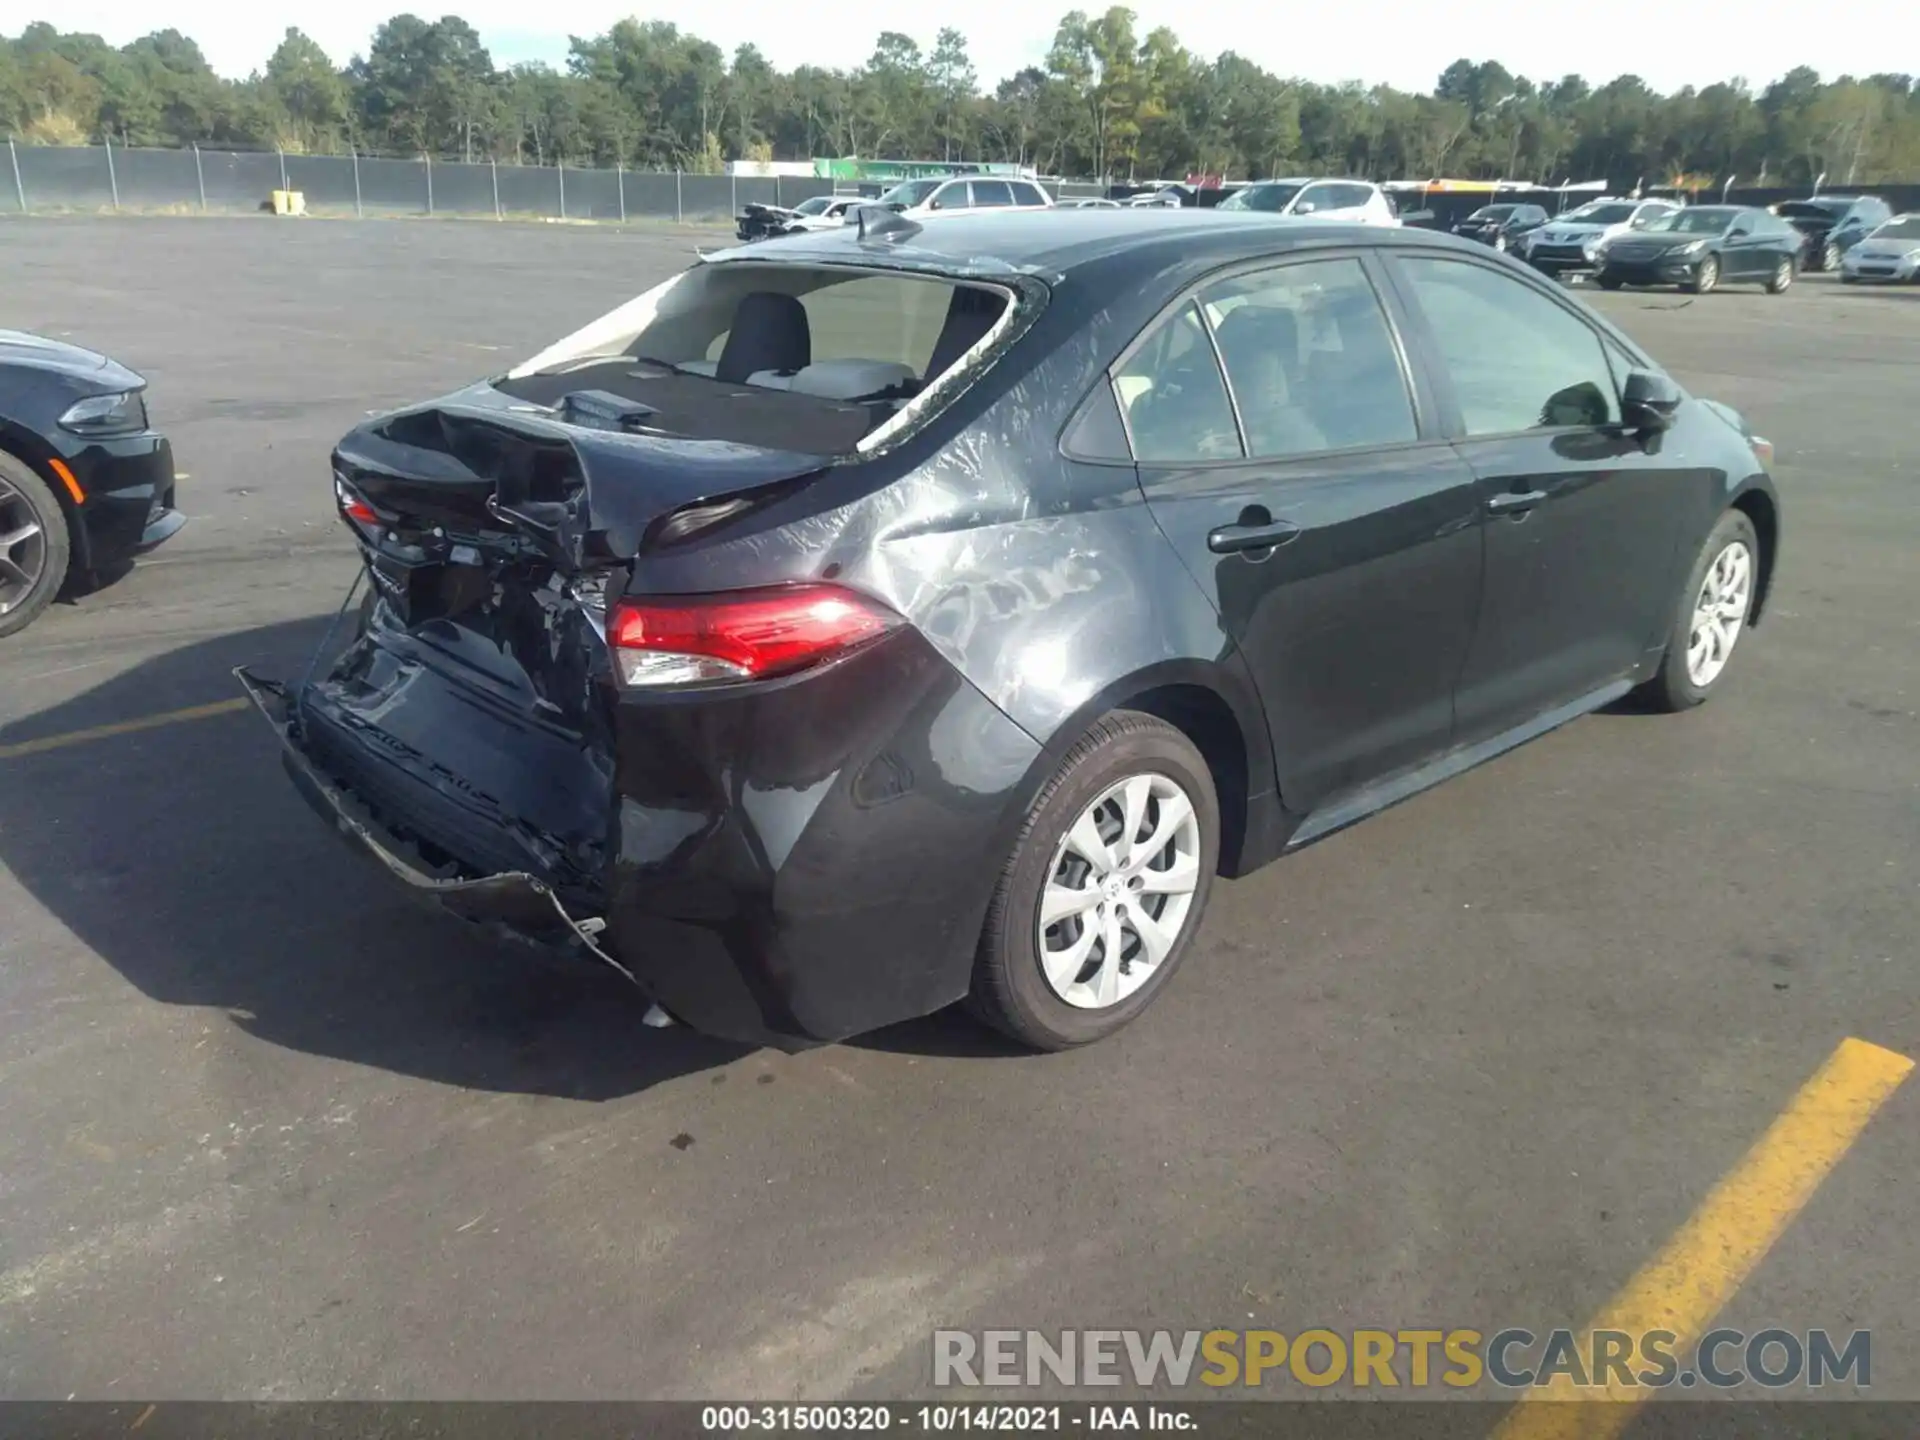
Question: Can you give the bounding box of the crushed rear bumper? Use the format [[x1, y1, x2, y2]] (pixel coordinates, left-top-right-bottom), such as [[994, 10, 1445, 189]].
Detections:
[[234, 666, 635, 986], [241, 613, 1046, 1051]]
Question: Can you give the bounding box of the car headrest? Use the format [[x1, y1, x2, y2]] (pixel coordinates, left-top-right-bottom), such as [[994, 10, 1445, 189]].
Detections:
[[717, 291, 812, 383], [1211, 305, 1299, 371]]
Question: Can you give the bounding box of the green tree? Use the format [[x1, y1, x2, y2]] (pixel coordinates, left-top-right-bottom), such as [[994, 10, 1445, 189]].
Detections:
[[264, 28, 349, 152], [928, 28, 977, 162], [4, 13, 1918, 191], [354, 14, 494, 158]]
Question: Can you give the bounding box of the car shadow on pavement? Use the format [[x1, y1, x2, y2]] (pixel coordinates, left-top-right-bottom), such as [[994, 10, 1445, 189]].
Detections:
[[0, 615, 747, 1099]]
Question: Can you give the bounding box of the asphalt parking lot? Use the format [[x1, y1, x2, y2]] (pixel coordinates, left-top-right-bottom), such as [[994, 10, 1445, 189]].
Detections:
[[2, 217, 1917, 1413]]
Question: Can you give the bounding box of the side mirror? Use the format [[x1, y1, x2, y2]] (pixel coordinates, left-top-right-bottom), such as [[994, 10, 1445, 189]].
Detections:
[[1622, 369, 1682, 432], [1293, 201, 1317, 215], [928, 199, 944, 211], [1728, 224, 1751, 239]]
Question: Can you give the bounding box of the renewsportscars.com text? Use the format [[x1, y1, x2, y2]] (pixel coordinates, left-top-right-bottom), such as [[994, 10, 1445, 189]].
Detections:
[[932, 1328, 1870, 1391]]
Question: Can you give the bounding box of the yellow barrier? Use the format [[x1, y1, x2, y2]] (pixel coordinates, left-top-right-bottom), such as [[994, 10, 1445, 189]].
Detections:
[[270, 189, 307, 216]]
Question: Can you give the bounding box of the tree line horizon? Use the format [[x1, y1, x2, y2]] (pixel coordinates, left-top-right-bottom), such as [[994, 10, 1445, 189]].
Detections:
[[5, 12, 1918, 189]]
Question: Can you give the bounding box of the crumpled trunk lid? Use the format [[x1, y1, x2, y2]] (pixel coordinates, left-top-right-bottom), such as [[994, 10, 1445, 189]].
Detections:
[[283, 393, 828, 904]]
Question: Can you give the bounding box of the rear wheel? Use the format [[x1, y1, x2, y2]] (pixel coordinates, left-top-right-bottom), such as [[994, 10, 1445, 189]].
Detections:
[[1765, 258, 1794, 294], [1597, 274, 1623, 291], [1685, 255, 1720, 294], [0, 451, 71, 640], [967, 711, 1219, 1050], [1637, 510, 1759, 712], [1821, 240, 1840, 271]]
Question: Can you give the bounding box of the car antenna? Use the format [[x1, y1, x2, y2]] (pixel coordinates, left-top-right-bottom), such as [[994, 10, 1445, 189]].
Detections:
[[857, 206, 922, 244]]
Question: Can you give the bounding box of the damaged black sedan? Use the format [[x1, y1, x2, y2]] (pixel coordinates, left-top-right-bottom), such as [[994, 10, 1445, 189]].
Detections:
[[245, 208, 1779, 1052]]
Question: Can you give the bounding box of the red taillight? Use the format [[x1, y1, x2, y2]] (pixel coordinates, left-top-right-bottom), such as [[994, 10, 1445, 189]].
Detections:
[[608, 584, 900, 688], [336, 476, 380, 529]]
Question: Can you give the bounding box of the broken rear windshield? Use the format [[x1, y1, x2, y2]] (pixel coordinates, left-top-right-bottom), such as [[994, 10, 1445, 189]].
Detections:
[[498, 262, 1023, 457]]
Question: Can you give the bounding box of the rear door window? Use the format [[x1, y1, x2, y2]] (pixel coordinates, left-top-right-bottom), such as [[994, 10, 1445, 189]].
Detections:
[[971, 180, 1014, 208], [1113, 303, 1242, 463], [1010, 182, 1048, 207], [1296, 183, 1341, 214]]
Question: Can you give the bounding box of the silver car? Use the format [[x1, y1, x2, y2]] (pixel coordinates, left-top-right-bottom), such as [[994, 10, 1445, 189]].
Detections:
[[1839, 213, 1920, 284]]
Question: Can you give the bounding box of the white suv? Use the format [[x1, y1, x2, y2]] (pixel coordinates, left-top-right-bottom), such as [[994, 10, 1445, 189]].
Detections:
[[873, 175, 1054, 218], [1216, 178, 1399, 225]]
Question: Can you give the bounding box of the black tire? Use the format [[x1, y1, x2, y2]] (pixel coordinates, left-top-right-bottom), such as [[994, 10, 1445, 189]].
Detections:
[[967, 710, 1219, 1050], [1684, 255, 1719, 294], [1636, 509, 1760, 713], [0, 450, 72, 640], [1764, 257, 1794, 294], [1839, 273, 1858, 285], [1597, 274, 1623, 291]]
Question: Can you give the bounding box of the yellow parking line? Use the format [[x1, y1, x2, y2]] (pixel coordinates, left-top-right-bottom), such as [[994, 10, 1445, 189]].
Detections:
[[0, 697, 251, 760], [1493, 1036, 1913, 1440]]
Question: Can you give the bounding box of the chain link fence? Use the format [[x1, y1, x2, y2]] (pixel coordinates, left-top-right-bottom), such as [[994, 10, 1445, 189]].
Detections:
[[1, 143, 1108, 221]]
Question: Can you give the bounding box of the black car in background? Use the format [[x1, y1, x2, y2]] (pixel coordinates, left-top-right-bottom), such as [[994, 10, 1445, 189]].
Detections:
[[242, 211, 1780, 1053], [1776, 195, 1893, 271], [0, 331, 184, 638], [1451, 202, 1549, 252], [1596, 205, 1801, 294]]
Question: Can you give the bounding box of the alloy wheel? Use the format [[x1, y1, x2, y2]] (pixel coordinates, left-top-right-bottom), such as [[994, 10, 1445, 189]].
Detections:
[[1037, 773, 1202, 1010], [1696, 256, 1719, 293], [1773, 259, 1793, 292], [0, 472, 50, 617], [1686, 540, 1753, 688], [1822, 241, 1839, 271]]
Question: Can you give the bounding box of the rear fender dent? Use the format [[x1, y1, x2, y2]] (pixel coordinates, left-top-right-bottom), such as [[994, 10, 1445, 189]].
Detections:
[[233, 666, 635, 986]]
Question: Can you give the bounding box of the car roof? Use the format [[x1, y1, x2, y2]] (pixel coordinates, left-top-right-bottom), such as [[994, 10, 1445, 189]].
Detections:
[[709, 210, 1491, 281]]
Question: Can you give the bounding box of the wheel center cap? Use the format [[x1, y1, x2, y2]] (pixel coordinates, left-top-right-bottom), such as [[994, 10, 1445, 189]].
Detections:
[[1101, 876, 1126, 903]]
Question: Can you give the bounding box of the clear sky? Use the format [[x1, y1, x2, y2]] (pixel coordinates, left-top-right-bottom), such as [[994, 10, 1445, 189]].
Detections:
[[42, 0, 1903, 94]]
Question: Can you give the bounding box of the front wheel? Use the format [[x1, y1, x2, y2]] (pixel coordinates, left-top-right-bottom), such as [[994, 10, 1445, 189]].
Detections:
[[1492, 234, 1508, 253], [1637, 510, 1760, 712], [1821, 240, 1840, 271], [1765, 258, 1794, 294], [967, 711, 1219, 1050], [1684, 255, 1720, 294], [0, 452, 72, 640], [1597, 274, 1623, 291]]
